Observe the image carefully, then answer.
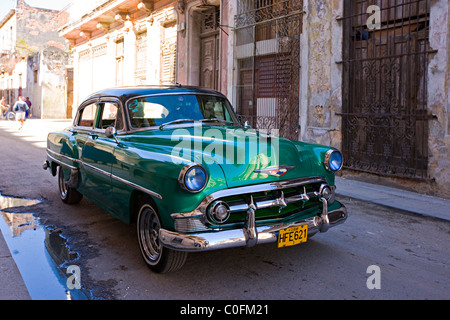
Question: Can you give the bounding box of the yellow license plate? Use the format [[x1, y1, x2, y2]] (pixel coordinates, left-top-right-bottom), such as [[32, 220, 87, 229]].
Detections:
[[278, 225, 308, 248]]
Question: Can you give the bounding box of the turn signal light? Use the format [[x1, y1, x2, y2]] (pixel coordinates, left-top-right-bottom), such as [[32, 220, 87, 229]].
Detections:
[[208, 201, 231, 224]]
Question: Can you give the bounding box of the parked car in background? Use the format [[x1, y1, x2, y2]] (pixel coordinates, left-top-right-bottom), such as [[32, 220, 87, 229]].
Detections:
[[44, 86, 347, 273]]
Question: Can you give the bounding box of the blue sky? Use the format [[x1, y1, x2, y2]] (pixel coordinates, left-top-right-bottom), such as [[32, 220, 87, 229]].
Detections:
[[0, 0, 72, 20]]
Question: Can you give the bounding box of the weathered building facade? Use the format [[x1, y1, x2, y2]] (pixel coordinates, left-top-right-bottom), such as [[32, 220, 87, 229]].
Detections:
[[298, 0, 450, 199], [26, 46, 71, 119], [232, 0, 450, 199], [59, 0, 180, 113], [59, 0, 450, 199], [0, 0, 68, 118]]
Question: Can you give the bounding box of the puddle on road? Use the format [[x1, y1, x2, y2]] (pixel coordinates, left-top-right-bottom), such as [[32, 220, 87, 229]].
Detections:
[[0, 193, 90, 300]]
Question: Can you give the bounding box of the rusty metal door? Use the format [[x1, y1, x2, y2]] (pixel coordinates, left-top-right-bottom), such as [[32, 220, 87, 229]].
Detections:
[[341, 0, 432, 180], [234, 0, 303, 140]]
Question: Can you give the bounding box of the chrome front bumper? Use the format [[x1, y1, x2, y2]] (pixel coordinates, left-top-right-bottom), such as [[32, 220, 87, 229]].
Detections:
[[159, 203, 347, 252]]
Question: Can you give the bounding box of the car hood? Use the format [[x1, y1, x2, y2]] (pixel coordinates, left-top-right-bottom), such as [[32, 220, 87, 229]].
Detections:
[[125, 125, 317, 188]]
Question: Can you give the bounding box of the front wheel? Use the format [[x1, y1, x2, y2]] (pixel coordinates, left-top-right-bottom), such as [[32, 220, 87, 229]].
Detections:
[[58, 166, 83, 204], [137, 199, 188, 273]]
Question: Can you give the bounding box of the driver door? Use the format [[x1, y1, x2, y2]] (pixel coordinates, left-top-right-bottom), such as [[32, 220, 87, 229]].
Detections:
[[76, 100, 123, 211]]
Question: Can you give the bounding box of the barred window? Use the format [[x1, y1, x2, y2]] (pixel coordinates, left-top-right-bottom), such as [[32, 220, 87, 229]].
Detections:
[[135, 31, 147, 85], [234, 0, 303, 140], [160, 22, 177, 84]]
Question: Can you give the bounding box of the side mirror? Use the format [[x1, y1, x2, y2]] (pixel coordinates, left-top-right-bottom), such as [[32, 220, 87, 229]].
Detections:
[[237, 115, 252, 129], [105, 126, 120, 144]]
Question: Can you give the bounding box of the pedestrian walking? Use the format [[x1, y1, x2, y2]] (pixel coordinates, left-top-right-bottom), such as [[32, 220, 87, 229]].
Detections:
[[12, 96, 29, 130], [25, 97, 32, 118], [0, 97, 9, 119]]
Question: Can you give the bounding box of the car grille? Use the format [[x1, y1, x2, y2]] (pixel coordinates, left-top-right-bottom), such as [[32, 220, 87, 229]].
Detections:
[[172, 178, 334, 233], [210, 184, 325, 225]]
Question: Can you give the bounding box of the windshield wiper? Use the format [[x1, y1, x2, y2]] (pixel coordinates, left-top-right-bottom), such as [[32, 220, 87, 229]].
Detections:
[[159, 118, 235, 130], [159, 119, 198, 130], [200, 118, 235, 125]]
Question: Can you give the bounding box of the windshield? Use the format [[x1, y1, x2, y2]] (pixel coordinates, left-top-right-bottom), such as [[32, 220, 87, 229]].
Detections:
[[127, 94, 239, 129]]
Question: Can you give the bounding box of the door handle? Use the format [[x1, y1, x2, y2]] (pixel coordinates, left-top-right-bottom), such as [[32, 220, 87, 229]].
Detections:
[[88, 132, 98, 139]]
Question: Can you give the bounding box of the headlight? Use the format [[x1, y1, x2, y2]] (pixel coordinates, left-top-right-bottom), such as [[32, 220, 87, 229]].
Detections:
[[324, 149, 344, 172], [179, 164, 208, 192]]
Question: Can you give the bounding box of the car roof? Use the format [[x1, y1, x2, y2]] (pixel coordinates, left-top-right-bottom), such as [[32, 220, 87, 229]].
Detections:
[[83, 85, 226, 103]]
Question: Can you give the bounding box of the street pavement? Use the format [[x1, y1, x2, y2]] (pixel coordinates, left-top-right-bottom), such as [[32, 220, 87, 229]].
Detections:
[[0, 118, 449, 300]]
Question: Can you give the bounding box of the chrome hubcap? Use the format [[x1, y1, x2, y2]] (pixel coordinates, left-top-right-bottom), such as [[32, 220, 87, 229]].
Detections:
[[138, 205, 162, 263], [58, 168, 68, 198]]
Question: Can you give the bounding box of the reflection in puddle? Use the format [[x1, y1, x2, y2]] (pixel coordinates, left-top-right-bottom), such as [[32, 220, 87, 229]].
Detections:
[[0, 195, 41, 212], [0, 211, 39, 237], [0, 193, 89, 300]]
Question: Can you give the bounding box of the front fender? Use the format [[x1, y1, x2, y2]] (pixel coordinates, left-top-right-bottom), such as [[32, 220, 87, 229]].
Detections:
[[291, 141, 337, 186], [112, 145, 227, 229], [46, 130, 79, 175]]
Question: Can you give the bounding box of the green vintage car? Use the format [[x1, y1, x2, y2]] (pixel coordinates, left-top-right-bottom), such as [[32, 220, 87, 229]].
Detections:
[[44, 86, 347, 273]]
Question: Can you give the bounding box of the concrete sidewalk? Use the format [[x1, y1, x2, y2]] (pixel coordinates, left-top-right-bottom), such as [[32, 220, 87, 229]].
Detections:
[[336, 177, 450, 222], [0, 229, 31, 300]]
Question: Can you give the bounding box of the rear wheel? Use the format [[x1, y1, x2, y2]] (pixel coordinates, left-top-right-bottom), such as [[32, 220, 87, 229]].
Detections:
[[58, 166, 83, 204], [7, 112, 15, 121], [137, 198, 188, 273]]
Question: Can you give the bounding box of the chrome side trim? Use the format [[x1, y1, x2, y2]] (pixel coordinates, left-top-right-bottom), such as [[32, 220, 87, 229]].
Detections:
[[46, 149, 163, 200], [46, 151, 78, 170], [112, 172, 163, 200], [47, 152, 78, 170]]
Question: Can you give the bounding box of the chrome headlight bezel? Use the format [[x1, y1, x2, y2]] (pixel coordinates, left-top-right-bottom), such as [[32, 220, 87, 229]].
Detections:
[[324, 149, 344, 172], [178, 163, 208, 193]]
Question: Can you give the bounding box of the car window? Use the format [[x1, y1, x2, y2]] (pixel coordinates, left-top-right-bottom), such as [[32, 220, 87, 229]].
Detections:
[[141, 102, 169, 119], [77, 103, 97, 128], [98, 102, 124, 131], [127, 94, 238, 129], [203, 99, 233, 122]]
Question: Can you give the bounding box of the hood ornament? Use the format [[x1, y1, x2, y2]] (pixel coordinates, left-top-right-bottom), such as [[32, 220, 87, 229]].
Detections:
[[254, 165, 295, 177]]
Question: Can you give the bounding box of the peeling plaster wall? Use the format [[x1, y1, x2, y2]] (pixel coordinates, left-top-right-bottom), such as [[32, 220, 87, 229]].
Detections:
[[301, 0, 343, 149], [427, 0, 450, 198], [0, 1, 68, 117], [26, 47, 69, 119], [15, 0, 66, 52], [297, 0, 450, 198]]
